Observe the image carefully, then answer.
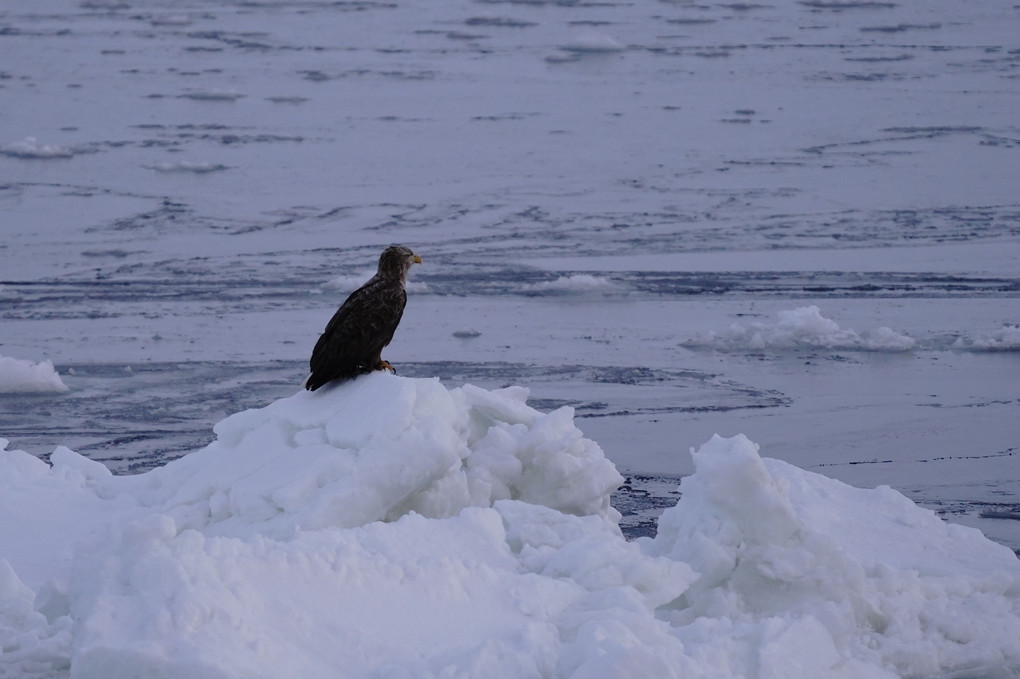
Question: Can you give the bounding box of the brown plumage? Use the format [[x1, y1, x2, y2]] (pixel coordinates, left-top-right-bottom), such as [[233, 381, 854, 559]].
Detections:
[[305, 245, 421, 391]]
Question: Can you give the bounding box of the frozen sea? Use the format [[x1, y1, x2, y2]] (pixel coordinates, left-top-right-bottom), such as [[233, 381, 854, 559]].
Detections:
[[2, 2, 1020, 676], [2, 0, 1019, 545]]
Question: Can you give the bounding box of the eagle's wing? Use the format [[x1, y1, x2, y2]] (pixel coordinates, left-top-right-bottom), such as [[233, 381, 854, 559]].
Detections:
[[306, 276, 407, 390]]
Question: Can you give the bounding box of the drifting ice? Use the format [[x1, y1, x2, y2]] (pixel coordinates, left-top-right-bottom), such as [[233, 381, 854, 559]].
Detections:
[[1, 373, 1018, 678], [684, 305, 916, 352], [0, 354, 69, 394]]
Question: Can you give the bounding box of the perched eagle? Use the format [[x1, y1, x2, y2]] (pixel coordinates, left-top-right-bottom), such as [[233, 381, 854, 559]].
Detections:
[[305, 245, 421, 391]]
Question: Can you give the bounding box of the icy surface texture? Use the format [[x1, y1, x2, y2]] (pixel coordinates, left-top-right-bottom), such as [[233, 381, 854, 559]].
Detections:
[[2, 377, 1018, 678]]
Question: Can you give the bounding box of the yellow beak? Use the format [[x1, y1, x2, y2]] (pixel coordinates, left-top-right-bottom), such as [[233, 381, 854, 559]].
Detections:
[[413, 254, 422, 264]]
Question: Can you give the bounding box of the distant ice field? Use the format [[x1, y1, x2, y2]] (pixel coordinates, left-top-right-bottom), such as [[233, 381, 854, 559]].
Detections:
[[1, 0, 1019, 552]]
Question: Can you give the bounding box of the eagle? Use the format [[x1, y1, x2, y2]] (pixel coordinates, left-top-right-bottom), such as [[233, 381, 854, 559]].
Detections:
[[305, 245, 421, 391]]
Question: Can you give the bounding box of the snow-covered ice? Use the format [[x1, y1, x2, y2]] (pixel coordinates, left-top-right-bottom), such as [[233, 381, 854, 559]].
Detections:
[[955, 325, 1020, 352], [2, 375, 1018, 679], [683, 305, 916, 352], [0, 355, 69, 394]]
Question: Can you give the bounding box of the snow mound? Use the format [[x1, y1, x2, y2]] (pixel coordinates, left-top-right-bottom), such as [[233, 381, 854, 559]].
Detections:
[[648, 434, 1020, 678], [0, 354, 69, 393], [684, 305, 916, 352], [1, 376, 1018, 679], [123, 374, 623, 537]]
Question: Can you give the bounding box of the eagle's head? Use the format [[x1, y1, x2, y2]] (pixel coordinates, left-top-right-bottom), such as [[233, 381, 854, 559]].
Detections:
[[378, 245, 422, 281]]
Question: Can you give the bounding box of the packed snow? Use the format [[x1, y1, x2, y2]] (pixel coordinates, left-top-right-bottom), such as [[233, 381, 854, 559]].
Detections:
[[0, 355, 69, 394], [2, 375, 1018, 679]]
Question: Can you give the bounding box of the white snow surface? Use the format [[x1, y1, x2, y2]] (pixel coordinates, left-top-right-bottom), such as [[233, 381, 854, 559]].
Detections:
[[2, 375, 1018, 679], [0, 355, 69, 394]]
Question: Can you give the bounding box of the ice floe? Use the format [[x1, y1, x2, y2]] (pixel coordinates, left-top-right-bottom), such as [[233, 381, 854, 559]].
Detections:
[[0, 355, 69, 394], [0, 138, 76, 160], [683, 305, 916, 352], [523, 274, 623, 295], [1, 375, 1018, 678], [955, 324, 1020, 352]]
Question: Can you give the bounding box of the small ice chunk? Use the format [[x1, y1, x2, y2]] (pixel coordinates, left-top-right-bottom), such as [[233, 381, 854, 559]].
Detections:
[[0, 137, 75, 159], [560, 31, 626, 53], [147, 160, 230, 173], [0, 354, 69, 393], [523, 274, 621, 294]]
